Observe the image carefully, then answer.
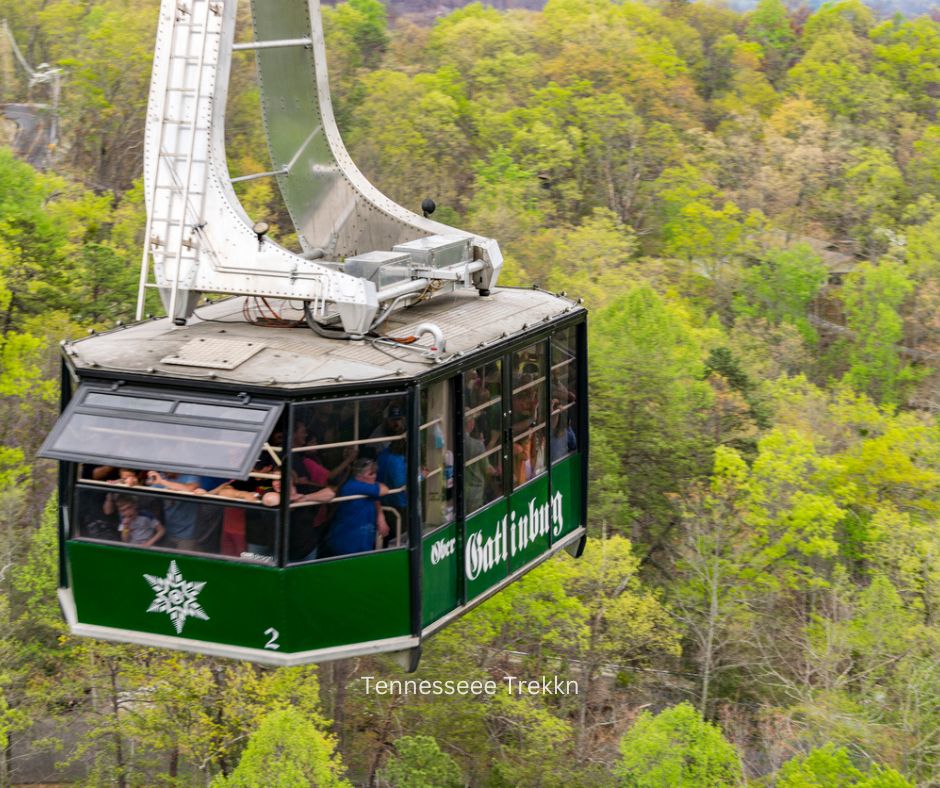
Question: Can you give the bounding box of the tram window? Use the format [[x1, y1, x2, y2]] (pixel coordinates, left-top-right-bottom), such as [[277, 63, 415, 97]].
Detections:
[[289, 396, 409, 563], [83, 393, 174, 413], [58, 415, 256, 470], [41, 385, 283, 479], [420, 379, 455, 533], [550, 326, 579, 462], [464, 360, 503, 514], [69, 410, 287, 565], [511, 342, 547, 487], [73, 485, 277, 564], [175, 402, 270, 423]]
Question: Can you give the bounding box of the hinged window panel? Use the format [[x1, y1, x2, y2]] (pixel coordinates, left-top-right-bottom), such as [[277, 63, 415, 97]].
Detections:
[[40, 384, 283, 479]]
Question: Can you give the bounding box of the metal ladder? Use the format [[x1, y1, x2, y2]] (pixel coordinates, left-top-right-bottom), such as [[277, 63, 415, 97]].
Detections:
[[136, 0, 223, 322]]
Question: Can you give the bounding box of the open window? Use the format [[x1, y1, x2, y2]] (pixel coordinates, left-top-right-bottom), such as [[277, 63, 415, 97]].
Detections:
[[40, 385, 283, 479]]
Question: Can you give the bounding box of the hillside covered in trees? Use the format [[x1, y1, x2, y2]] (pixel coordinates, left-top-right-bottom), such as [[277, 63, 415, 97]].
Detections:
[[2, 0, 940, 784], [345, 0, 940, 23]]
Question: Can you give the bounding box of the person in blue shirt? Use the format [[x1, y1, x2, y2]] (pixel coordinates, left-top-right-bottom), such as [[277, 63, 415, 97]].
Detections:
[[146, 471, 226, 552], [322, 458, 389, 557], [376, 430, 407, 546]]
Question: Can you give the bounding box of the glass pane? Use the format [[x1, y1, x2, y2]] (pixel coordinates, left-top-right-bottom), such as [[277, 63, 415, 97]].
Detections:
[[41, 386, 284, 479], [73, 485, 276, 564], [293, 395, 406, 466], [51, 414, 258, 472], [420, 379, 454, 533], [551, 326, 579, 462], [84, 393, 174, 413], [464, 360, 502, 514], [292, 395, 409, 559], [175, 402, 270, 423], [512, 342, 547, 486], [288, 461, 401, 560], [286, 500, 332, 563]]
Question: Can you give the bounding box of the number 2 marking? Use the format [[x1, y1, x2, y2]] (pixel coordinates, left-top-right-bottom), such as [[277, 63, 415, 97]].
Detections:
[[264, 627, 280, 650]]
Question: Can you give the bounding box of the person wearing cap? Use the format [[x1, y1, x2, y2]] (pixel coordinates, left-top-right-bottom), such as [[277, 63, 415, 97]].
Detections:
[[321, 458, 390, 557], [368, 404, 406, 455]]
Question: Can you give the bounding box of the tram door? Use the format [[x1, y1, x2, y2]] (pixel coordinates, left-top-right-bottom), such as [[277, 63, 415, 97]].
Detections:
[[460, 340, 559, 603], [420, 325, 585, 630]]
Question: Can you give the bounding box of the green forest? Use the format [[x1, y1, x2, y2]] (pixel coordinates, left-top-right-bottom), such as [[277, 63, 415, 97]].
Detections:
[[2, 0, 940, 783]]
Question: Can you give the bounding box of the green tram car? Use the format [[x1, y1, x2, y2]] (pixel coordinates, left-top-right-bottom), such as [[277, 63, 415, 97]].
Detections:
[[42, 291, 587, 667]]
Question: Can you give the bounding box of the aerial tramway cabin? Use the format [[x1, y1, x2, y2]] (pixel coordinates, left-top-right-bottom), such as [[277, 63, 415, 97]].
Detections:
[[43, 291, 586, 666], [39, 0, 587, 668]]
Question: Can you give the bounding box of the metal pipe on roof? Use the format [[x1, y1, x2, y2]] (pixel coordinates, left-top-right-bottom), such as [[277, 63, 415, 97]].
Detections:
[[375, 261, 487, 303]]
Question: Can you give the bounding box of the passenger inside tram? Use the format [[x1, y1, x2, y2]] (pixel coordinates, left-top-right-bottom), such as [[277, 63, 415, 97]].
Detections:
[[551, 398, 577, 456], [73, 396, 433, 561], [369, 405, 406, 455], [463, 414, 500, 513], [112, 494, 165, 547], [292, 430, 358, 493], [320, 458, 390, 557], [377, 426, 407, 546]]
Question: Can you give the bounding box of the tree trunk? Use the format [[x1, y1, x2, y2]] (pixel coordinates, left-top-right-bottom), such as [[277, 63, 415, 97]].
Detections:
[[212, 666, 229, 777], [333, 660, 349, 755], [108, 661, 127, 788], [698, 553, 720, 717], [367, 696, 401, 787]]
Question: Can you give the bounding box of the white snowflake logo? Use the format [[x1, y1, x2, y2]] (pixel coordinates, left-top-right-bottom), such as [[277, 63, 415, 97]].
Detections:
[[144, 560, 210, 634]]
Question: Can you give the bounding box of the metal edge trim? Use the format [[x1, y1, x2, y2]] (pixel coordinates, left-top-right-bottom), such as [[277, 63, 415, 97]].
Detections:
[[58, 587, 418, 666]]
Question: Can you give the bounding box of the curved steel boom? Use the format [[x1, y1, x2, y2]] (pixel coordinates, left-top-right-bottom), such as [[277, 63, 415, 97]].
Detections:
[[138, 0, 501, 335]]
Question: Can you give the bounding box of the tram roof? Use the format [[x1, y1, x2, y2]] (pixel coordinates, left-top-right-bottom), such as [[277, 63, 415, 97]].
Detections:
[[63, 287, 584, 392]]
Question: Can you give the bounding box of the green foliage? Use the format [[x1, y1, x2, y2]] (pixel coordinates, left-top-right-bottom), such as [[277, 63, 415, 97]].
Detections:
[[37, 0, 159, 191], [329, 0, 388, 70], [591, 285, 713, 536], [0, 147, 141, 329], [839, 261, 918, 405], [746, 0, 796, 84], [776, 743, 912, 787], [378, 735, 463, 788], [734, 245, 828, 341], [215, 708, 350, 788], [347, 66, 473, 213], [542, 208, 638, 306], [907, 126, 940, 201], [615, 702, 742, 787]]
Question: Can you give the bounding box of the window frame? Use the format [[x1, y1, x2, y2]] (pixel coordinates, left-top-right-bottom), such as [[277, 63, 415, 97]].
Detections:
[[286, 390, 412, 565], [70, 478, 281, 565], [510, 338, 549, 492], [418, 376, 457, 536], [549, 325, 580, 466], [41, 383, 284, 480], [461, 358, 505, 518]]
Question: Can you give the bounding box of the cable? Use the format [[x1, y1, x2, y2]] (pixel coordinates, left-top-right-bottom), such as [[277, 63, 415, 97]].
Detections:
[[261, 297, 283, 321], [303, 300, 352, 340]]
